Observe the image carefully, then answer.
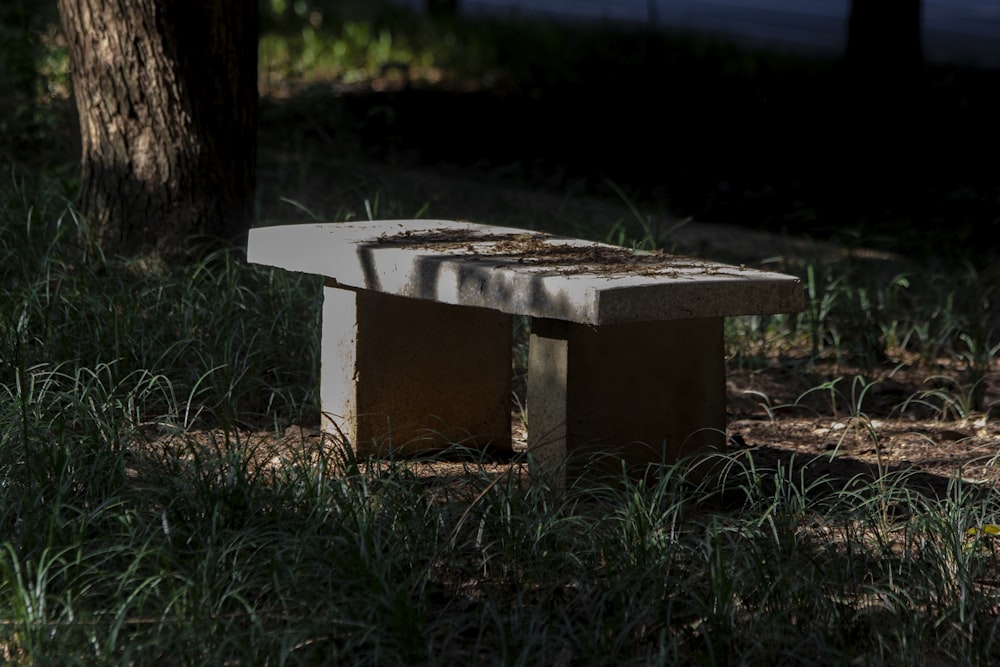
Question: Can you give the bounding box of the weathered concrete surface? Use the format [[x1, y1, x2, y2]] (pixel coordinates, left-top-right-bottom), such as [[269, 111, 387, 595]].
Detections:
[[247, 220, 805, 325], [527, 317, 726, 489], [322, 283, 512, 454]]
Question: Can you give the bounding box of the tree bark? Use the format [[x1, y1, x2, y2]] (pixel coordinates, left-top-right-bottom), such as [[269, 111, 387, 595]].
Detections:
[[57, 0, 258, 261]]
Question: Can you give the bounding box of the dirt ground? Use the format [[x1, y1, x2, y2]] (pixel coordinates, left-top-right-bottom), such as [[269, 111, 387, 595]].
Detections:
[[725, 361, 1000, 498]]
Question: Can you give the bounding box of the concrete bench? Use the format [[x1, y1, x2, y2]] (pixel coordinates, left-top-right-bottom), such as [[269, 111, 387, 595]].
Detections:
[[247, 219, 805, 486]]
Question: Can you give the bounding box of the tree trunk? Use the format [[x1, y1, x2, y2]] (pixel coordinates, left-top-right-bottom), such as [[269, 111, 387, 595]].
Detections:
[[57, 0, 258, 261]]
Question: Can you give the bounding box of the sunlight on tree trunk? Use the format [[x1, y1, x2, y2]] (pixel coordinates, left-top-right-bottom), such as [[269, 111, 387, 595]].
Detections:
[[57, 0, 258, 262]]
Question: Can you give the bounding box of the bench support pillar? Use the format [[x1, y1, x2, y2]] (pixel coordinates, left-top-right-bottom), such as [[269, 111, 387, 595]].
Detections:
[[321, 282, 513, 456], [527, 317, 726, 489]]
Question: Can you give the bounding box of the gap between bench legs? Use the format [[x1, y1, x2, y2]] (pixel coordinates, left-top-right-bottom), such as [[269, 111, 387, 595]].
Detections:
[[526, 316, 727, 490], [320, 284, 513, 456]]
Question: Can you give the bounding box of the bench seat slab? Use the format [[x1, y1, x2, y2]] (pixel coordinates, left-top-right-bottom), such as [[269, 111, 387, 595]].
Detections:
[[247, 220, 805, 325]]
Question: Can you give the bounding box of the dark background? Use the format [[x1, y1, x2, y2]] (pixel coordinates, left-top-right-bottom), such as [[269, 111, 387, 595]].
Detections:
[[309, 3, 1000, 264], [4, 1, 999, 263]]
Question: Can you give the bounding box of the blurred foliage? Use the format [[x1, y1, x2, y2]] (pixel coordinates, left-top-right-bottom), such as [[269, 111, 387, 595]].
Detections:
[[0, 1, 72, 173], [252, 0, 1000, 262], [3, 0, 998, 262], [258, 0, 484, 91], [255, 0, 834, 91]]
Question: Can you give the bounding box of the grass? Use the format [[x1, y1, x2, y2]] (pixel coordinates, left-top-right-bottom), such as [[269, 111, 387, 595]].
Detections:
[[3, 159, 1000, 667], [3, 2, 1000, 664]]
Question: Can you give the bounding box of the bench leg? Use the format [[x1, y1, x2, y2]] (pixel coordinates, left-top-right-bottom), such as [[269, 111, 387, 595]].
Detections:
[[321, 282, 513, 456], [526, 317, 726, 490]]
